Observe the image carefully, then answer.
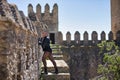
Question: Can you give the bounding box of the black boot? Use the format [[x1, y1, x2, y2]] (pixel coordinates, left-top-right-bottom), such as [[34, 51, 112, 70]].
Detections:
[[44, 67, 48, 74], [55, 67, 58, 74]]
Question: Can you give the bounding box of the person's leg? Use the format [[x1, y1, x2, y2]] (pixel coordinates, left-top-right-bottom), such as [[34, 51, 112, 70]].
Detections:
[[47, 52, 58, 74], [42, 52, 49, 74]]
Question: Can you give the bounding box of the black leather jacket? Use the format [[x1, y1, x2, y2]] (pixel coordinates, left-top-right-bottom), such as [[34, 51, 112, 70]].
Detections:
[[38, 37, 52, 52]]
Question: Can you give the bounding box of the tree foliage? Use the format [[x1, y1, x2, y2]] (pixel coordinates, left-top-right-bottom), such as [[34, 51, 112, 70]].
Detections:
[[97, 41, 120, 80]]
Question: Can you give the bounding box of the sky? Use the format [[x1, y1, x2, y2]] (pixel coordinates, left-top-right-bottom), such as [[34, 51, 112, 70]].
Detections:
[[8, 0, 111, 40]]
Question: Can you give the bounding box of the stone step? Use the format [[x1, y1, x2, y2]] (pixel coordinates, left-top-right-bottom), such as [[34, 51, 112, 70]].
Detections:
[[42, 60, 69, 73], [52, 52, 62, 55], [53, 55, 63, 60], [41, 72, 70, 80]]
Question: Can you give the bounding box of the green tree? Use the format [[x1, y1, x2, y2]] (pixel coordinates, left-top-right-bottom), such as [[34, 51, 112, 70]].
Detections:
[[97, 41, 120, 80]]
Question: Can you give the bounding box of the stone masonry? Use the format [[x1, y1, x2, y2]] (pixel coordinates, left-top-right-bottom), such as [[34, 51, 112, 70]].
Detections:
[[58, 31, 120, 80], [111, 0, 120, 39], [28, 3, 58, 44], [0, 0, 120, 80], [0, 0, 47, 80]]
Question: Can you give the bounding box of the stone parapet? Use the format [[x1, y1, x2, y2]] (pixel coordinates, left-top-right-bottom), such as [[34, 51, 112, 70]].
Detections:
[[0, 0, 44, 79], [0, 16, 40, 80], [57, 30, 120, 46]]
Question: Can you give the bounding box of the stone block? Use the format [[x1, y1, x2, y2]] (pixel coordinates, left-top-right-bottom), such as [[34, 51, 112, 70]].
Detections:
[[42, 73, 70, 80]]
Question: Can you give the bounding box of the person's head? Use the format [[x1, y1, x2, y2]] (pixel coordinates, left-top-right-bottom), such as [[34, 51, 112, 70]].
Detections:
[[41, 30, 48, 38]]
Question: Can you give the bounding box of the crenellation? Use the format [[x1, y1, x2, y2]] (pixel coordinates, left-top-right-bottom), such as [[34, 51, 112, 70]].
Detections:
[[74, 31, 80, 43], [28, 3, 58, 43], [83, 31, 89, 45], [45, 3, 50, 13], [66, 31, 71, 44], [53, 3, 58, 8], [28, 4, 34, 14], [58, 31, 120, 46], [42, 4, 51, 22], [101, 31, 106, 41], [52, 3, 58, 23], [92, 31, 98, 44], [108, 31, 113, 40], [28, 4, 36, 21], [61, 30, 120, 80], [36, 4, 41, 21]]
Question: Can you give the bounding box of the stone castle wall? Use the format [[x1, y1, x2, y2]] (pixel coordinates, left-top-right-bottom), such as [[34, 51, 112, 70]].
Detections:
[[58, 31, 114, 45], [28, 3, 58, 43], [0, 0, 45, 80], [59, 31, 120, 80]]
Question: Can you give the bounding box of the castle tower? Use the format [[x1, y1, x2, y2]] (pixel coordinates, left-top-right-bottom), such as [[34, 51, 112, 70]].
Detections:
[[111, 0, 120, 39], [51, 3, 58, 44], [36, 4, 41, 21], [42, 3, 58, 44], [27, 3, 58, 44]]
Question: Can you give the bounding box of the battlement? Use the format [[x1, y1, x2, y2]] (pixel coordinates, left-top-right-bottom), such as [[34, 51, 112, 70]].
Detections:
[[58, 31, 120, 46], [28, 3, 58, 23], [28, 3, 58, 43]]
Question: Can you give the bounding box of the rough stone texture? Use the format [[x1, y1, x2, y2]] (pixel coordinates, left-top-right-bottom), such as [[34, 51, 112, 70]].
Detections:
[[0, 0, 47, 80], [57, 32, 63, 44], [66, 32, 71, 44], [0, 0, 120, 80], [61, 46, 101, 80], [111, 0, 120, 39], [28, 3, 58, 43], [58, 31, 115, 45], [42, 73, 70, 80], [60, 31, 120, 80], [0, 17, 40, 80]]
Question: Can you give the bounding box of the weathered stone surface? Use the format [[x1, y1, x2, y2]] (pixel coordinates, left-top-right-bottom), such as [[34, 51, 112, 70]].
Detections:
[[0, 0, 46, 80], [0, 63, 8, 80], [111, 0, 120, 39], [42, 73, 70, 80], [62, 46, 100, 80], [28, 3, 58, 43]]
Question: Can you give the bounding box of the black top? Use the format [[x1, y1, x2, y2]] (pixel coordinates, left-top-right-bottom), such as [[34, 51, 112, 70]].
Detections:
[[38, 37, 52, 52]]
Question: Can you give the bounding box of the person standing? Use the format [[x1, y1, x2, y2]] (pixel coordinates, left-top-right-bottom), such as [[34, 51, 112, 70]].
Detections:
[[38, 30, 58, 74]]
